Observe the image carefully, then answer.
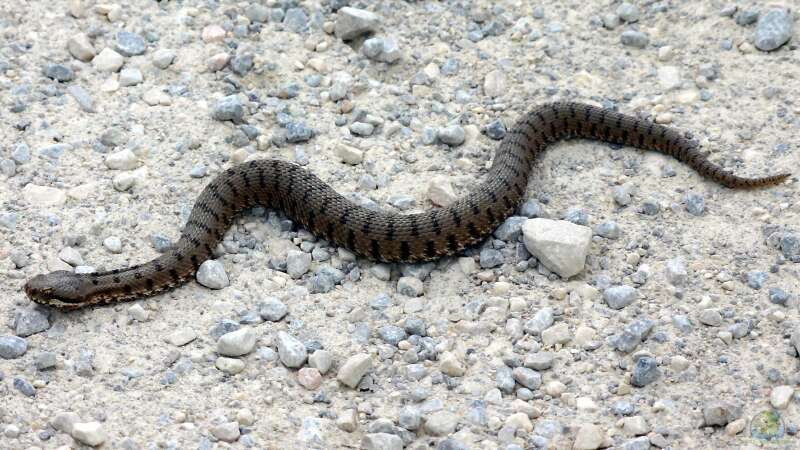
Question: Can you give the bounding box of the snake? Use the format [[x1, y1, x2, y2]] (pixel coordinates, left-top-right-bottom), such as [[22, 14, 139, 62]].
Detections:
[[24, 102, 790, 309]]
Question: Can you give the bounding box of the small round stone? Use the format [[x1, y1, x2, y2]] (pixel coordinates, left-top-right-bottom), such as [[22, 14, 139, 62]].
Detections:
[[620, 30, 649, 48], [196, 260, 230, 289], [259, 297, 288, 322], [0, 335, 28, 359], [43, 64, 75, 82], [212, 95, 244, 123], [115, 31, 147, 56], [437, 125, 466, 146], [631, 356, 661, 387], [217, 328, 257, 357], [297, 367, 322, 390], [276, 331, 307, 368]]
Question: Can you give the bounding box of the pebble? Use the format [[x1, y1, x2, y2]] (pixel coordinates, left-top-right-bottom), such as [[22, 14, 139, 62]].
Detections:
[[631, 356, 661, 387], [68, 33, 95, 61], [657, 66, 682, 91], [524, 307, 554, 335], [542, 323, 571, 347], [335, 144, 364, 164], [58, 246, 83, 266], [768, 287, 789, 305], [524, 352, 554, 370], [349, 122, 374, 136], [103, 236, 123, 253], [747, 271, 767, 289], [620, 30, 649, 48], [151, 49, 176, 69], [166, 327, 197, 346], [428, 180, 457, 206], [215, 357, 245, 374], [66, 85, 95, 112], [522, 218, 592, 278], [105, 149, 138, 170], [286, 250, 312, 278], [286, 122, 314, 142], [297, 367, 322, 390], [119, 67, 143, 86], [337, 353, 372, 388], [93, 48, 124, 72], [259, 297, 288, 321], [754, 8, 793, 51], [217, 328, 256, 357], [424, 411, 458, 436], [43, 63, 74, 82], [594, 221, 620, 239], [284, 8, 310, 33], [573, 424, 607, 450], [212, 95, 244, 123], [616, 3, 641, 22], [665, 258, 687, 286], [14, 307, 50, 337], [484, 70, 507, 97], [699, 308, 722, 326], [115, 31, 147, 56], [71, 422, 107, 446], [362, 36, 401, 63], [439, 352, 466, 377], [335, 7, 380, 40], [12, 143, 31, 164], [702, 401, 741, 426], [770, 385, 794, 409], [437, 125, 466, 146], [128, 304, 148, 321], [196, 260, 230, 289], [603, 285, 638, 310], [362, 433, 403, 450], [0, 335, 27, 359], [512, 367, 541, 389], [276, 331, 307, 368], [35, 351, 57, 370], [309, 350, 332, 374], [14, 377, 36, 397], [210, 422, 240, 443], [397, 276, 424, 297], [685, 192, 705, 215]]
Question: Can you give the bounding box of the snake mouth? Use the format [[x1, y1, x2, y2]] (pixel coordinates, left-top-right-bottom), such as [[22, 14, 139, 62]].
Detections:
[[23, 272, 89, 310]]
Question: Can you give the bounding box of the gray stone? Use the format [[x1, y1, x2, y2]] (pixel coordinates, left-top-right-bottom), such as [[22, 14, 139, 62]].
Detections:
[[594, 221, 620, 239], [335, 7, 381, 40], [631, 356, 660, 387], [211, 95, 244, 123], [424, 411, 458, 436], [747, 271, 768, 289], [66, 85, 95, 113], [286, 250, 312, 278], [438, 125, 466, 146], [361, 433, 403, 450], [399, 406, 422, 431], [196, 260, 229, 289], [0, 335, 27, 359], [14, 307, 50, 337], [603, 285, 638, 310], [768, 288, 790, 305], [524, 307, 554, 335], [284, 8, 309, 33], [115, 31, 147, 56], [512, 366, 542, 389], [702, 401, 741, 426], [397, 276, 423, 296], [210, 422, 240, 443], [524, 352, 554, 370], [151, 49, 176, 69], [617, 3, 641, 22], [665, 258, 687, 286], [337, 353, 372, 388], [611, 319, 654, 353], [276, 331, 307, 368], [349, 122, 374, 136], [309, 266, 345, 293], [685, 192, 705, 216], [755, 8, 793, 52], [14, 377, 36, 397], [119, 67, 143, 86], [620, 30, 649, 48], [378, 325, 407, 346], [286, 122, 314, 142], [479, 248, 504, 268], [259, 297, 288, 321], [43, 64, 75, 82]]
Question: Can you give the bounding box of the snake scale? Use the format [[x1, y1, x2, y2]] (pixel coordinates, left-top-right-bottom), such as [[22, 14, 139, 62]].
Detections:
[[24, 102, 790, 309]]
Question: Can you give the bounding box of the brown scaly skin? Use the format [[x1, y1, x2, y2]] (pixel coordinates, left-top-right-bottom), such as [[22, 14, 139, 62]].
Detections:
[[24, 102, 790, 309]]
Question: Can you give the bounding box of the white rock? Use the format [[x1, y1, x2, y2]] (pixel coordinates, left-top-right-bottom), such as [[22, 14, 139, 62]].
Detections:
[[428, 179, 457, 206], [335, 144, 364, 164], [337, 353, 372, 388], [152, 49, 176, 69], [542, 323, 572, 347], [128, 304, 149, 321], [770, 385, 794, 409], [215, 357, 245, 374], [336, 409, 359, 432], [104, 149, 138, 170], [166, 327, 197, 346], [112, 167, 148, 191], [51, 412, 80, 434], [119, 67, 143, 86], [361, 433, 403, 450], [196, 260, 229, 289], [142, 89, 171, 106], [217, 328, 257, 357], [335, 7, 380, 40], [210, 421, 240, 443], [439, 351, 465, 377], [658, 65, 682, 91], [506, 412, 533, 432], [484, 70, 507, 97], [58, 247, 83, 266], [621, 416, 649, 436], [523, 218, 592, 278], [309, 349, 333, 374], [71, 422, 107, 447], [276, 331, 307, 368], [68, 33, 95, 61], [22, 184, 66, 207], [573, 423, 606, 450], [93, 48, 124, 72]]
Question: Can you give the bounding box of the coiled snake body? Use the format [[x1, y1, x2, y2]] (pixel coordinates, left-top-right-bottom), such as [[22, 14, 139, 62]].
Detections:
[[25, 102, 790, 309]]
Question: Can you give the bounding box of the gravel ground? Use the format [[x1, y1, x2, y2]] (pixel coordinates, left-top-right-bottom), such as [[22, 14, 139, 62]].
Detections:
[[1, 1, 799, 449]]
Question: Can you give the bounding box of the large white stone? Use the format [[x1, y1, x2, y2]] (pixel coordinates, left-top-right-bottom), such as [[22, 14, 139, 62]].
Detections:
[[522, 218, 592, 278], [337, 353, 372, 388], [22, 184, 66, 207], [71, 422, 107, 446], [93, 48, 124, 72]]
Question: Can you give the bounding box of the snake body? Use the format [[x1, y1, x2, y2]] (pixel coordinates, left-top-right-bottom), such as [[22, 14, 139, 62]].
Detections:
[[24, 102, 790, 309]]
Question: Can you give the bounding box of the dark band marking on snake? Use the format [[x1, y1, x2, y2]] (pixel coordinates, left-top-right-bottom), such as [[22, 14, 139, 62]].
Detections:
[[24, 102, 790, 309]]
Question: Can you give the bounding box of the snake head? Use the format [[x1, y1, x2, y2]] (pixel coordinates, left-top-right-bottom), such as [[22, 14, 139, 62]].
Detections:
[[24, 271, 92, 309]]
